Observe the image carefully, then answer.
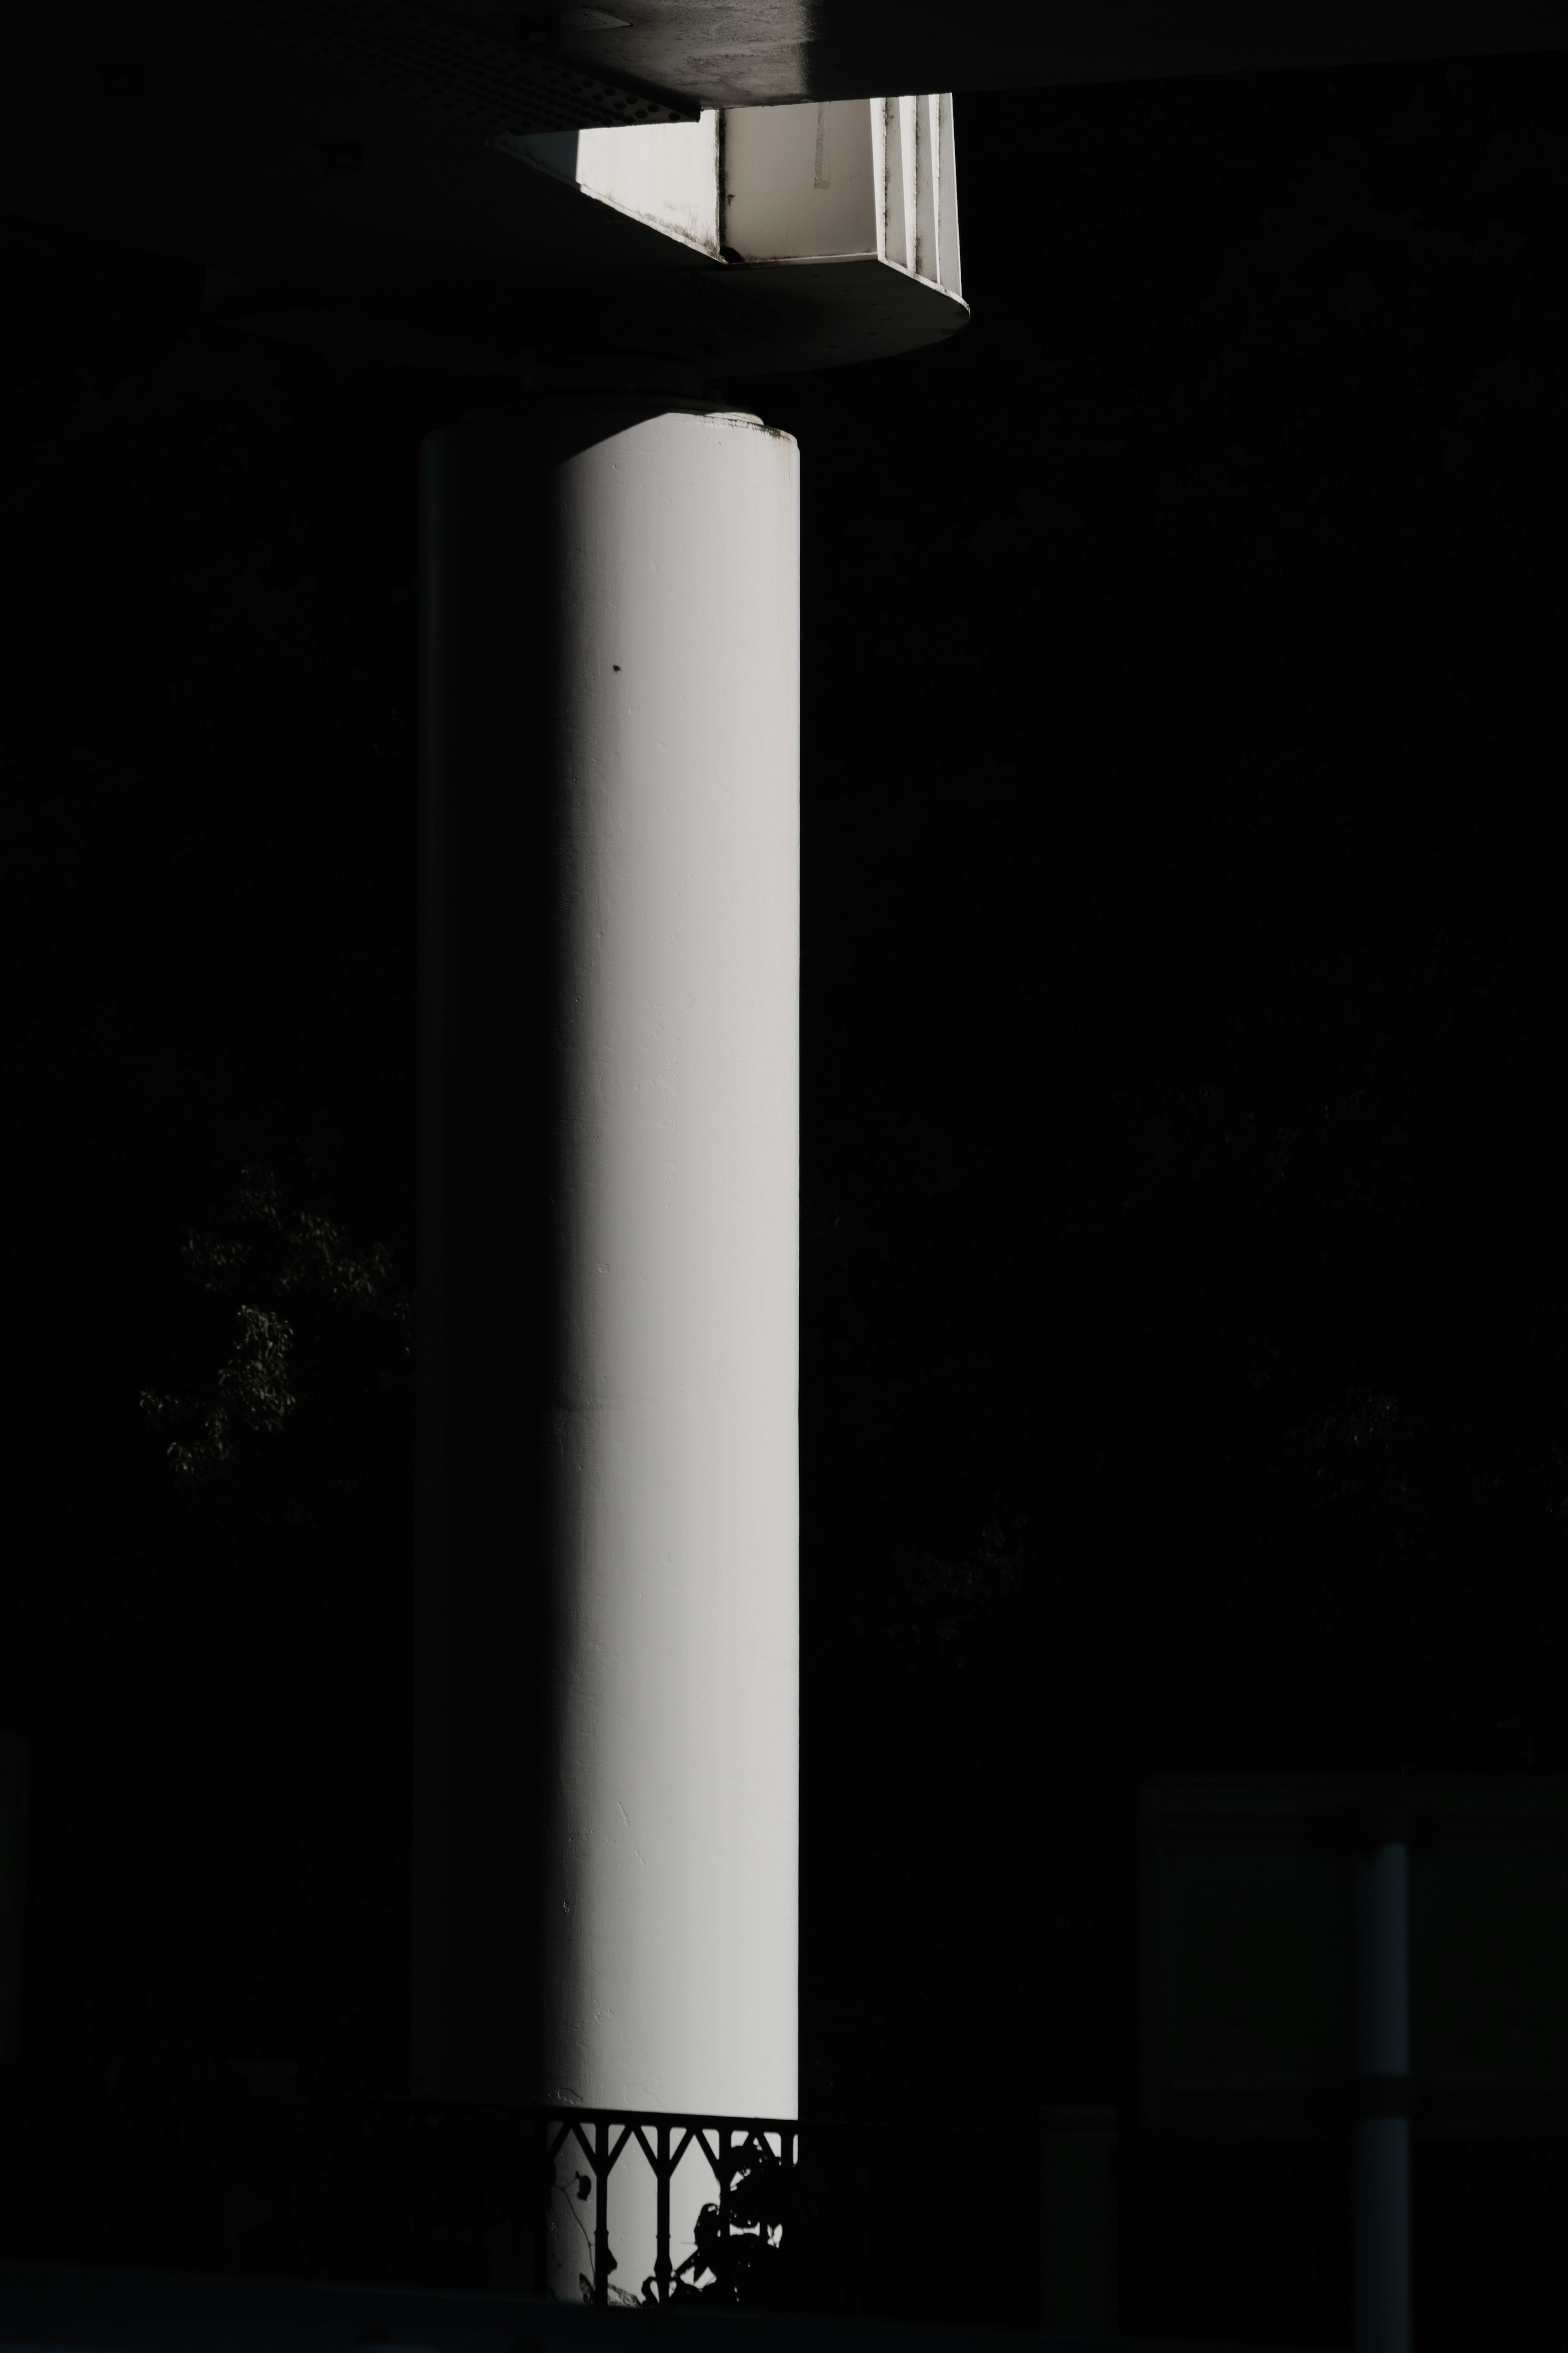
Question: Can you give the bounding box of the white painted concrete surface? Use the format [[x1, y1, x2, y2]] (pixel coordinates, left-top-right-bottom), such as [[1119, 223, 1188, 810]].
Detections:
[[723, 99, 878, 260], [415, 394, 799, 2297], [539, 401, 800, 2119], [497, 92, 962, 297], [501, 114, 725, 256]]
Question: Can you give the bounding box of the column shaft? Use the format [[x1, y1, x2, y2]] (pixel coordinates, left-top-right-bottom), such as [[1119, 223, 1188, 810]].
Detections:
[[413, 396, 800, 2147]]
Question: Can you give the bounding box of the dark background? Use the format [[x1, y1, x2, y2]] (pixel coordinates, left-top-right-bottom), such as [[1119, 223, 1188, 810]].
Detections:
[[3, 45, 1568, 2340]]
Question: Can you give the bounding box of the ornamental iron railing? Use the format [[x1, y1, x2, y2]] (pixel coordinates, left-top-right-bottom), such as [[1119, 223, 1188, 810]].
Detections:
[[8, 2068, 1567, 2345], [524, 2106, 800, 2306], [258, 2096, 1033, 2317], [0, 2070, 1039, 2324]]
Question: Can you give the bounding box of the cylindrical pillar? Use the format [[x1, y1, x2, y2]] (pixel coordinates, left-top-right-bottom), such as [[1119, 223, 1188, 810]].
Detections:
[[1353, 1840, 1411, 2353], [413, 390, 800, 2288]]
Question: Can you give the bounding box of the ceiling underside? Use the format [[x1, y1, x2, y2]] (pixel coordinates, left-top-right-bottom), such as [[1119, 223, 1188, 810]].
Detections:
[[443, 0, 1568, 107], [2, 0, 1564, 378]]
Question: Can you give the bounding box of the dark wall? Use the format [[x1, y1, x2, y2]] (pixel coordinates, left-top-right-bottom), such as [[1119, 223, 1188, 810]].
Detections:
[[2, 45, 1567, 2337]]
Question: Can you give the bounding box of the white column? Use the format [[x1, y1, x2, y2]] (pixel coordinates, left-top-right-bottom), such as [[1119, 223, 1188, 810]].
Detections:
[[1354, 1840, 1412, 2353], [414, 390, 800, 2296]]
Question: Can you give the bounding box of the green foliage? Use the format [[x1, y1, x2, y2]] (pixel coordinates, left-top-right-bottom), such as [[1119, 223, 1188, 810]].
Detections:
[[137, 1166, 410, 1495]]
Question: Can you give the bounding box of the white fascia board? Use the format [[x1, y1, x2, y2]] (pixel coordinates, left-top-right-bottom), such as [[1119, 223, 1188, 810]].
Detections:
[[493, 94, 960, 299], [726, 96, 960, 300], [723, 99, 878, 263], [493, 111, 723, 257]]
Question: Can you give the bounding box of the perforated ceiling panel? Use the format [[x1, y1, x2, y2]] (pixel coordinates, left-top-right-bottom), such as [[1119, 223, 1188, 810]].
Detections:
[[227, 0, 698, 134]]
